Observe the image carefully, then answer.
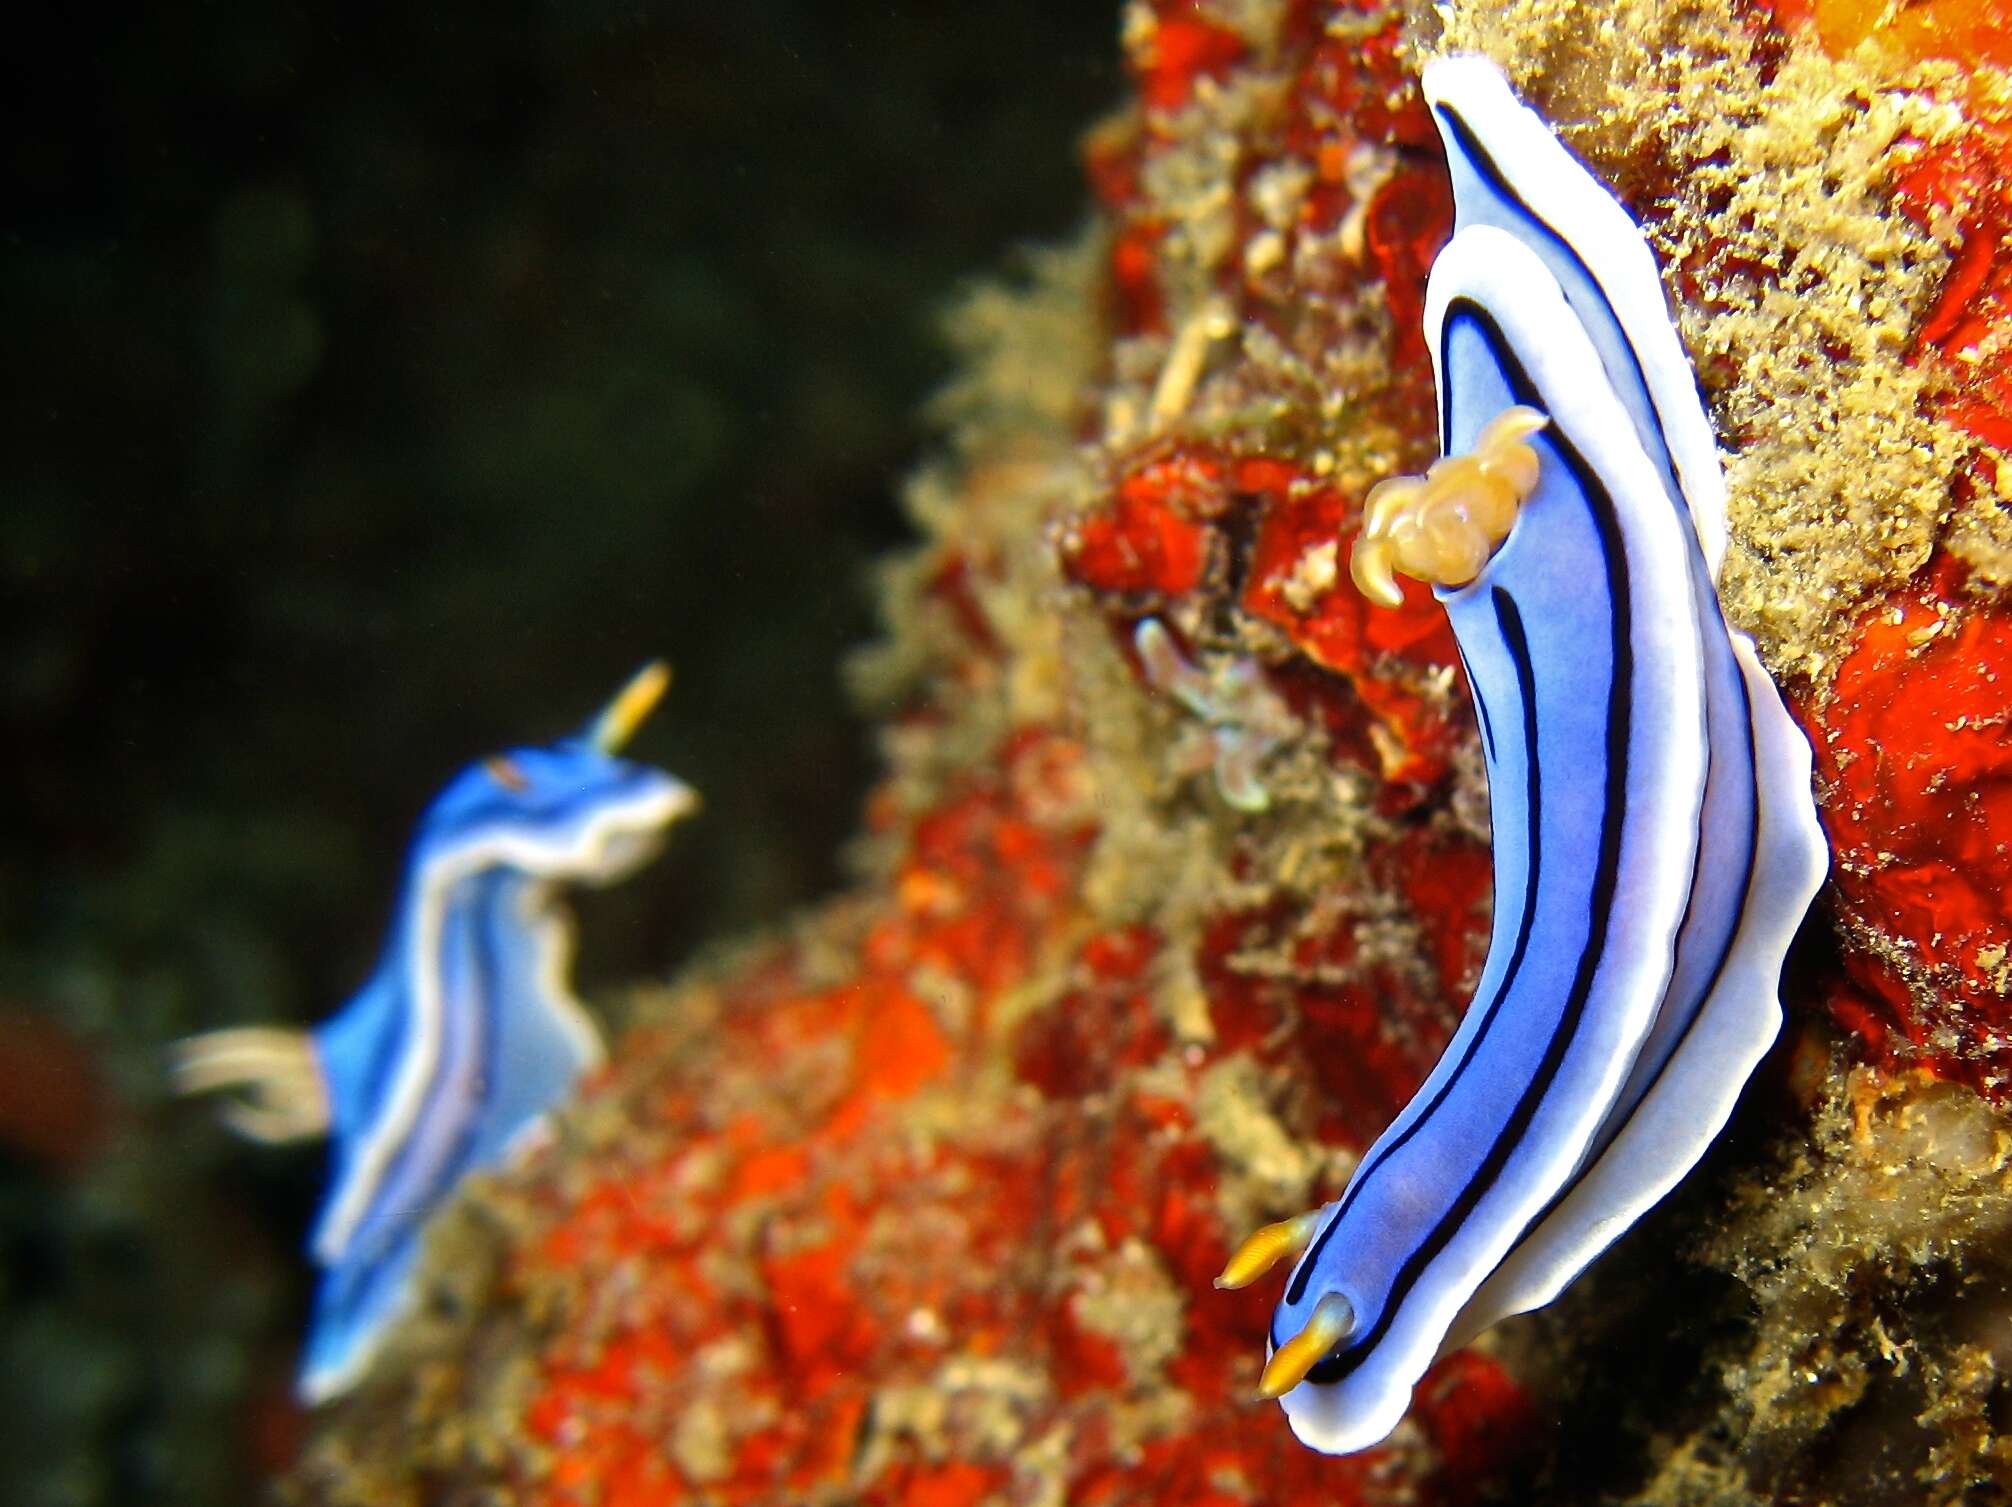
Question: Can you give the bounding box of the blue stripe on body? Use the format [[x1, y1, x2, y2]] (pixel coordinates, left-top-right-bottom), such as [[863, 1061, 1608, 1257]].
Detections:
[[299, 1222, 424, 1402], [335, 866, 494, 1266], [304, 870, 507, 1386], [463, 878, 593, 1170], [1430, 85, 1765, 1177], [1279, 581, 1545, 1323], [313, 965, 406, 1147], [1591, 629, 1755, 1148], [307, 867, 599, 1386], [1277, 298, 1661, 1374]]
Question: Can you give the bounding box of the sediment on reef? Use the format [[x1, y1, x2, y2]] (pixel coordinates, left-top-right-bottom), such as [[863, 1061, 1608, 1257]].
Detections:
[[288, 4, 2012, 1505]]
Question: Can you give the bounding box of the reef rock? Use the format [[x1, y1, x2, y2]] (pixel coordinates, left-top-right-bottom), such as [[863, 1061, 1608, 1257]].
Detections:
[[288, 3, 2012, 1504]]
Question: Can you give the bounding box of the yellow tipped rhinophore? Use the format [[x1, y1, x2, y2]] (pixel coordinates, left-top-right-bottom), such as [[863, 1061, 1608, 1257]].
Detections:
[[1214, 1209, 1325, 1291], [590, 660, 672, 753], [1258, 1291, 1358, 1401], [1350, 405, 1548, 609]]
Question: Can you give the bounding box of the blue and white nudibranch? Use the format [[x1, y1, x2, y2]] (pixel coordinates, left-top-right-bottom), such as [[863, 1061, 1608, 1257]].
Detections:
[[1214, 58, 1829, 1454], [174, 663, 696, 1402]]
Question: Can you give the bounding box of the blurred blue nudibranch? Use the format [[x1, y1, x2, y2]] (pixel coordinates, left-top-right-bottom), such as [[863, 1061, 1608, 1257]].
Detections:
[[1215, 57, 1829, 1454], [174, 662, 696, 1402]]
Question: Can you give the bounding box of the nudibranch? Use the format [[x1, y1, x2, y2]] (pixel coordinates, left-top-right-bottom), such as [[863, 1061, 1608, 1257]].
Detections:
[[174, 663, 696, 1401], [1216, 58, 1829, 1454]]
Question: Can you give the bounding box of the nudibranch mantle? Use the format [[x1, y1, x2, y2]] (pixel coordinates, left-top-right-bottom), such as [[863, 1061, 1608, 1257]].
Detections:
[[1222, 58, 1828, 1456], [175, 665, 696, 1402]]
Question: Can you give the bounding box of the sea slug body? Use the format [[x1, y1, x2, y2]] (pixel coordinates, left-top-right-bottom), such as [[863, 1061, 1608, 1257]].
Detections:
[[1217, 58, 1829, 1455], [174, 664, 696, 1401]]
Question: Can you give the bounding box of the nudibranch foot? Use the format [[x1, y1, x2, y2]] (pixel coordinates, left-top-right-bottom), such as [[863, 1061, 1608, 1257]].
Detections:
[[171, 1025, 331, 1143], [1215, 1206, 1329, 1291], [1349, 405, 1547, 609]]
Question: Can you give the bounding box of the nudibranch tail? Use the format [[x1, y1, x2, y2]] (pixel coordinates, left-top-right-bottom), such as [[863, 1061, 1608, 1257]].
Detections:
[[1422, 54, 1729, 580], [1215, 1207, 1328, 1291], [1350, 404, 1548, 608]]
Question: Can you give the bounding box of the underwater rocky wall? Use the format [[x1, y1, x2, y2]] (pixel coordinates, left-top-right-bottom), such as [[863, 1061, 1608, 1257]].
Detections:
[[288, 2, 2012, 1503]]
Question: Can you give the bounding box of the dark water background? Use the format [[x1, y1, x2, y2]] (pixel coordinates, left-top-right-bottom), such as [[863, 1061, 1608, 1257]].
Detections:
[[1, 5, 1116, 1499]]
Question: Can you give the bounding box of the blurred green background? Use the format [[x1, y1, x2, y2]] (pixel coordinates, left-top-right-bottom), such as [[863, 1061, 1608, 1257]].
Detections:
[[0, 4, 1115, 1500]]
